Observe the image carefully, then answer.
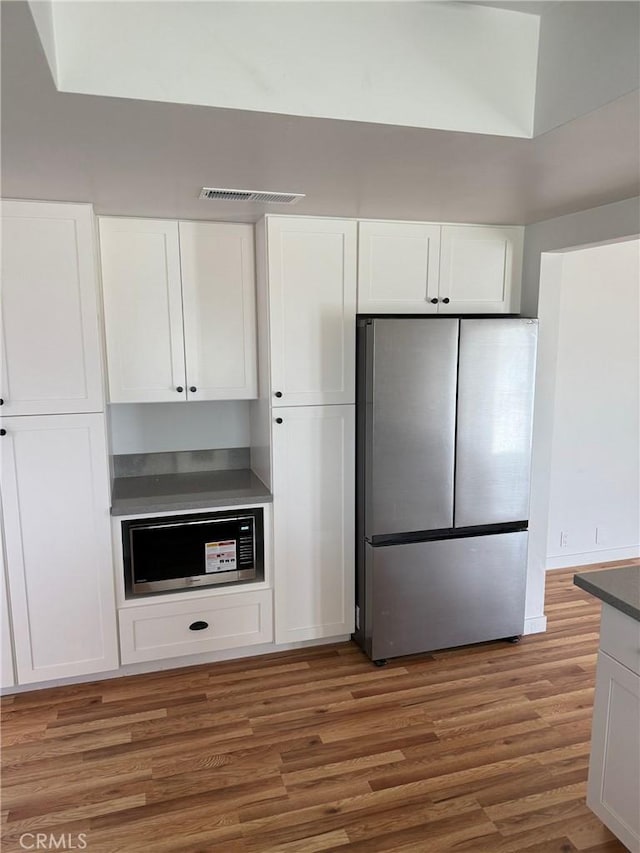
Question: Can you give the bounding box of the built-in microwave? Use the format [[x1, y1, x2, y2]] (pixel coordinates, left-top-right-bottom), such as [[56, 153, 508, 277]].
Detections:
[[122, 507, 264, 597]]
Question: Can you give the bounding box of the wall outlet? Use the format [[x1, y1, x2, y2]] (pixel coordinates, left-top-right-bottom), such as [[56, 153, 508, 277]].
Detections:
[[560, 531, 568, 548]]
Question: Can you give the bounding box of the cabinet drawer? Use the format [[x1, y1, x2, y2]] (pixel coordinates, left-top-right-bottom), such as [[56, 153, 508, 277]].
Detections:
[[600, 605, 640, 676], [119, 590, 273, 664]]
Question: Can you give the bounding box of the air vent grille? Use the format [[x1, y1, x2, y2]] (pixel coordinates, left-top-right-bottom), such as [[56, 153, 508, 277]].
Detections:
[[199, 187, 305, 204]]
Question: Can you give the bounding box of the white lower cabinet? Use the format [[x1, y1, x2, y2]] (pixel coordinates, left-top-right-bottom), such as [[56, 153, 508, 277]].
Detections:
[[1, 530, 15, 688], [587, 605, 640, 853], [119, 590, 273, 664], [0, 414, 118, 684], [272, 405, 355, 644]]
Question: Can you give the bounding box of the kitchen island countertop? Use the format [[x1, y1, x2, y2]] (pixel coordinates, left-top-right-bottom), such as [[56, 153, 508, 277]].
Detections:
[[573, 564, 640, 622]]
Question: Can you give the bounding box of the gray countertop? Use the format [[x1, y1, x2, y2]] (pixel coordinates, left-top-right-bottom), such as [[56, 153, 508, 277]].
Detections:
[[111, 468, 272, 516], [574, 565, 640, 622]]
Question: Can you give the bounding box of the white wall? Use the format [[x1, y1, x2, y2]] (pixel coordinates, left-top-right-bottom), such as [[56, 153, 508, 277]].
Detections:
[[534, 2, 640, 136], [521, 197, 640, 317], [108, 401, 251, 456], [526, 252, 563, 632], [525, 234, 639, 632], [34, 1, 539, 137], [544, 240, 639, 568]]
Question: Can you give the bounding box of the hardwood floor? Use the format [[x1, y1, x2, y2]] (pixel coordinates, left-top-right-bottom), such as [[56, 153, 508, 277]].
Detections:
[[2, 562, 637, 853]]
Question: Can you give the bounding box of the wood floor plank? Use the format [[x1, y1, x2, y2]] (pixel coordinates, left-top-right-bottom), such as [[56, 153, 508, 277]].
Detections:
[[1, 564, 631, 852], [281, 750, 405, 788]]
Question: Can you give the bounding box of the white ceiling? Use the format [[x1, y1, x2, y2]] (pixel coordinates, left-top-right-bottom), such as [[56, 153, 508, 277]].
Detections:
[[1, 1, 639, 226], [29, 1, 540, 137]]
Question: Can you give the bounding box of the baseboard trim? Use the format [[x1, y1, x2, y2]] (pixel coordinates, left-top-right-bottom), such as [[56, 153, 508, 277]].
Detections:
[[0, 635, 351, 696], [545, 546, 640, 571], [524, 615, 547, 635]]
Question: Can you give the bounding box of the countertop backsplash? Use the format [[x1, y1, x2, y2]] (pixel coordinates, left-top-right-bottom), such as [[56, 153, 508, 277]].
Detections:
[[112, 447, 251, 479]]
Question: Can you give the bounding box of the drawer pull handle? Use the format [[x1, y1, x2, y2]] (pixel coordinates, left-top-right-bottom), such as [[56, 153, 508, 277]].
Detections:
[[189, 620, 209, 631]]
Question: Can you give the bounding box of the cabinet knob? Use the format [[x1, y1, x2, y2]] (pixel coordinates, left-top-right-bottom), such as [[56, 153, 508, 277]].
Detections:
[[441, 298, 450, 304], [190, 386, 197, 393], [0, 398, 4, 405], [430, 298, 438, 304], [274, 391, 283, 398], [275, 417, 283, 424], [189, 620, 209, 631], [0, 429, 6, 436], [176, 386, 184, 393]]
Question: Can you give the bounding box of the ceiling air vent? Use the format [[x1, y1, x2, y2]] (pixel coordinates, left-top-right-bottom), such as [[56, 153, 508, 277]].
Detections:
[[199, 187, 305, 204]]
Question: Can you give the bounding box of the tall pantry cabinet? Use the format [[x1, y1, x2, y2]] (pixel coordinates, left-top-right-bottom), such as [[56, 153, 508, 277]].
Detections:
[[0, 200, 118, 684], [253, 217, 356, 644]]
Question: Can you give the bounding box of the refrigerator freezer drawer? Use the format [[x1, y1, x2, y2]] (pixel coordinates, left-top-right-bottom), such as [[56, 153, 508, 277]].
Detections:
[[367, 531, 527, 661]]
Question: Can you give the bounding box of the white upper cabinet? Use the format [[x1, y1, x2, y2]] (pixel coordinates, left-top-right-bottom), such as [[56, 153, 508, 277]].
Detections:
[[266, 217, 357, 406], [438, 225, 523, 314], [99, 217, 257, 403], [179, 222, 257, 401], [356, 221, 523, 315], [1, 413, 118, 683], [99, 218, 185, 403], [1, 200, 104, 415], [358, 221, 441, 314]]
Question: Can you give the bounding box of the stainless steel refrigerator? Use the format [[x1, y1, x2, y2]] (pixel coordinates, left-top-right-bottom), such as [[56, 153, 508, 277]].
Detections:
[[354, 316, 538, 664]]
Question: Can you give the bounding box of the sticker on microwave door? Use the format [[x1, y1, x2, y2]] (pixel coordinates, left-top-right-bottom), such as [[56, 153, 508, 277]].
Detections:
[[205, 540, 237, 573]]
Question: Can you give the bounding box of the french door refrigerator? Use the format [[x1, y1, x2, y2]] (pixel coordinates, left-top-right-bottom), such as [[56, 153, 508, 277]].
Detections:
[[354, 316, 538, 663]]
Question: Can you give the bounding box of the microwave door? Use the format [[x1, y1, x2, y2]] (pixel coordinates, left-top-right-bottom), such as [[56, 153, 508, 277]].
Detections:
[[123, 511, 262, 596]]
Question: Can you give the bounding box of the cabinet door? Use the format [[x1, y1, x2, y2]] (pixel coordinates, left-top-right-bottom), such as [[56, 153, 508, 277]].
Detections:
[[358, 221, 441, 313], [1, 201, 104, 415], [0, 527, 15, 688], [439, 225, 523, 314], [99, 217, 186, 403], [1, 414, 118, 683], [587, 648, 640, 853], [179, 221, 257, 401], [267, 217, 357, 406], [272, 405, 355, 643]]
